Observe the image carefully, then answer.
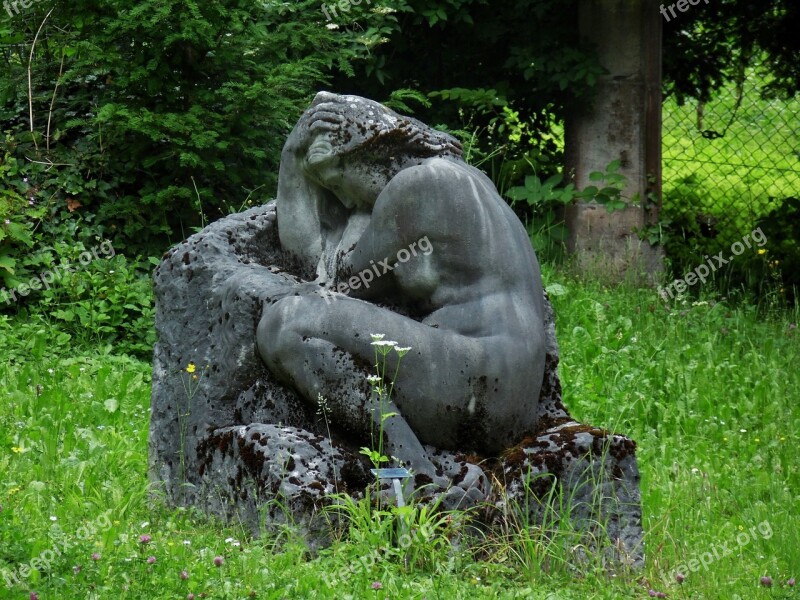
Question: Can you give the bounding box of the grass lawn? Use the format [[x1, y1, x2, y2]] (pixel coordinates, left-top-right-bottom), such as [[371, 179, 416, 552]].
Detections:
[[0, 266, 798, 599]]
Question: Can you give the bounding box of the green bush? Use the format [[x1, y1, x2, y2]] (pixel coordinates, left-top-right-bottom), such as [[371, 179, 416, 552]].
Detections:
[[1, 0, 397, 254]]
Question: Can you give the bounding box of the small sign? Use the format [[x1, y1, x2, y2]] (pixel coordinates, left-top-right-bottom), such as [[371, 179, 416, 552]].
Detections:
[[371, 468, 412, 480]]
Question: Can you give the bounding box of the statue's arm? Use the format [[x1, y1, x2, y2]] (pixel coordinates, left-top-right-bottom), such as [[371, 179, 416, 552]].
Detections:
[[277, 109, 349, 277], [337, 167, 437, 299]]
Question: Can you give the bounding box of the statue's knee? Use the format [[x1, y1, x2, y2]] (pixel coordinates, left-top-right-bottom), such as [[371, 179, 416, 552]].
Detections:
[[257, 297, 301, 366]]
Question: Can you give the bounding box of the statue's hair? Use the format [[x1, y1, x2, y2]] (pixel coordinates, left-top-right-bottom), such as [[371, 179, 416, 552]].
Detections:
[[304, 92, 463, 162]]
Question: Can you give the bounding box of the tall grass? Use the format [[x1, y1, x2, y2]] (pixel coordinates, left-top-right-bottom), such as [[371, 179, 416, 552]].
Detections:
[[0, 267, 797, 599]]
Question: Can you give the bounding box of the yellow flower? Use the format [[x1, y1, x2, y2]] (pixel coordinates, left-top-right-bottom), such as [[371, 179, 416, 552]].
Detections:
[[754, 438, 760, 443], [186, 363, 196, 374], [192, 375, 198, 381], [757, 249, 766, 255], [11, 446, 24, 453], [7, 486, 21, 495]]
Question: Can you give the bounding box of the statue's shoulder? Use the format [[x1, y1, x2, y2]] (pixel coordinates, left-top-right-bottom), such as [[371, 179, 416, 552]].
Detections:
[[385, 158, 482, 196]]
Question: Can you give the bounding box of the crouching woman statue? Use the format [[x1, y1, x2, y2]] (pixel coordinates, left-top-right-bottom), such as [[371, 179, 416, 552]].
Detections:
[[257, 92, 547, 489]]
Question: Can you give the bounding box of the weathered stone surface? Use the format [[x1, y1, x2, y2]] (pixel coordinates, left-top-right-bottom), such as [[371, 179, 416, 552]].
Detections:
[[148, 92, 643, 565]]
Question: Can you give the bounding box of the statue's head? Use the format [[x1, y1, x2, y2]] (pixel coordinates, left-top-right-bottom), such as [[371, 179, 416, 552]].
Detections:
[[298, 92, 463, 209]]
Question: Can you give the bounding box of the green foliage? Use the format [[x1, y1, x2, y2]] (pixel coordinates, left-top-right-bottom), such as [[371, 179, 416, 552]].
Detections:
[[544, 268, 799, 596], [1, 249, 156, 358], [0, 138, 47, 290], [661, 70, 800, 300], [1, 0, 396, 254], [1, 275, 798, 598], [505, 160, 628, 261], [330, 0, 602, 204], [754, 197, 800, 303], [663, 0, 800, 101], [36, 251, 157, 358]]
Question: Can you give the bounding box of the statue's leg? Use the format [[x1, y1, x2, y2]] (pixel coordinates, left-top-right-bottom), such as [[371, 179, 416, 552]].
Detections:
[[256, 293, 500, 485]]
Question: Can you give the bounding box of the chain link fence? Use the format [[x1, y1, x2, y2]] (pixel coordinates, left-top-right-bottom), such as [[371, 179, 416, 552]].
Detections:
[[661, 72, 800, 253]]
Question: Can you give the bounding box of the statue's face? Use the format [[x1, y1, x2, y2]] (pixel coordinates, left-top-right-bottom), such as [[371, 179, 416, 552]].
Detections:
[[297, 91, 463, 210], [303, 132, 387, 210]]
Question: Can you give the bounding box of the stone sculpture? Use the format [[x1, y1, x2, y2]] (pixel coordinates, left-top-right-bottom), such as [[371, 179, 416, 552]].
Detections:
[[149, 92, 643, 563]]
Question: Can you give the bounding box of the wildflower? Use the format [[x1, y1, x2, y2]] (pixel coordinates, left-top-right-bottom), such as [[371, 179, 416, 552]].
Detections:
[[146, 556, 156, 564], [91, 553, 101, 561], [394, 346, 412, 358], [366, 375, 382, 386], [139, 534, 152, 544], [757, 248, 766, 255], [371, 340, 397, 347], [648, 591, 656, 597], [50, 515, 57, 521], [676, 572, 685, 584], [141, 522, 150, 528], [73, 565, 82, 574], [183, 540, 191, 546], [787, 578, 795, 586], [30, 593, 39, 600], [213, 556, 224, 567], [761, 576, 772, 587], [187, 595, 195, 600], [11, 447, 24, 453], [186, 363, 196, 374], [371, 581, 383, 590], [325, 23, 339, 29], [3, 219, 9, 225], [180, 570, 189, 580], [369, 333, 385, 341]]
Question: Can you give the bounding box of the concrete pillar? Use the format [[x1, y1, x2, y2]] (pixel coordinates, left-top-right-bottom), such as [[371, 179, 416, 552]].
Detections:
[[564, 0, 663, 282]]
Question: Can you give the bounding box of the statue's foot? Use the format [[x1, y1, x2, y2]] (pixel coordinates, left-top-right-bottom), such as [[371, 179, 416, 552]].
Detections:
[[406, 459, 490, 507]]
